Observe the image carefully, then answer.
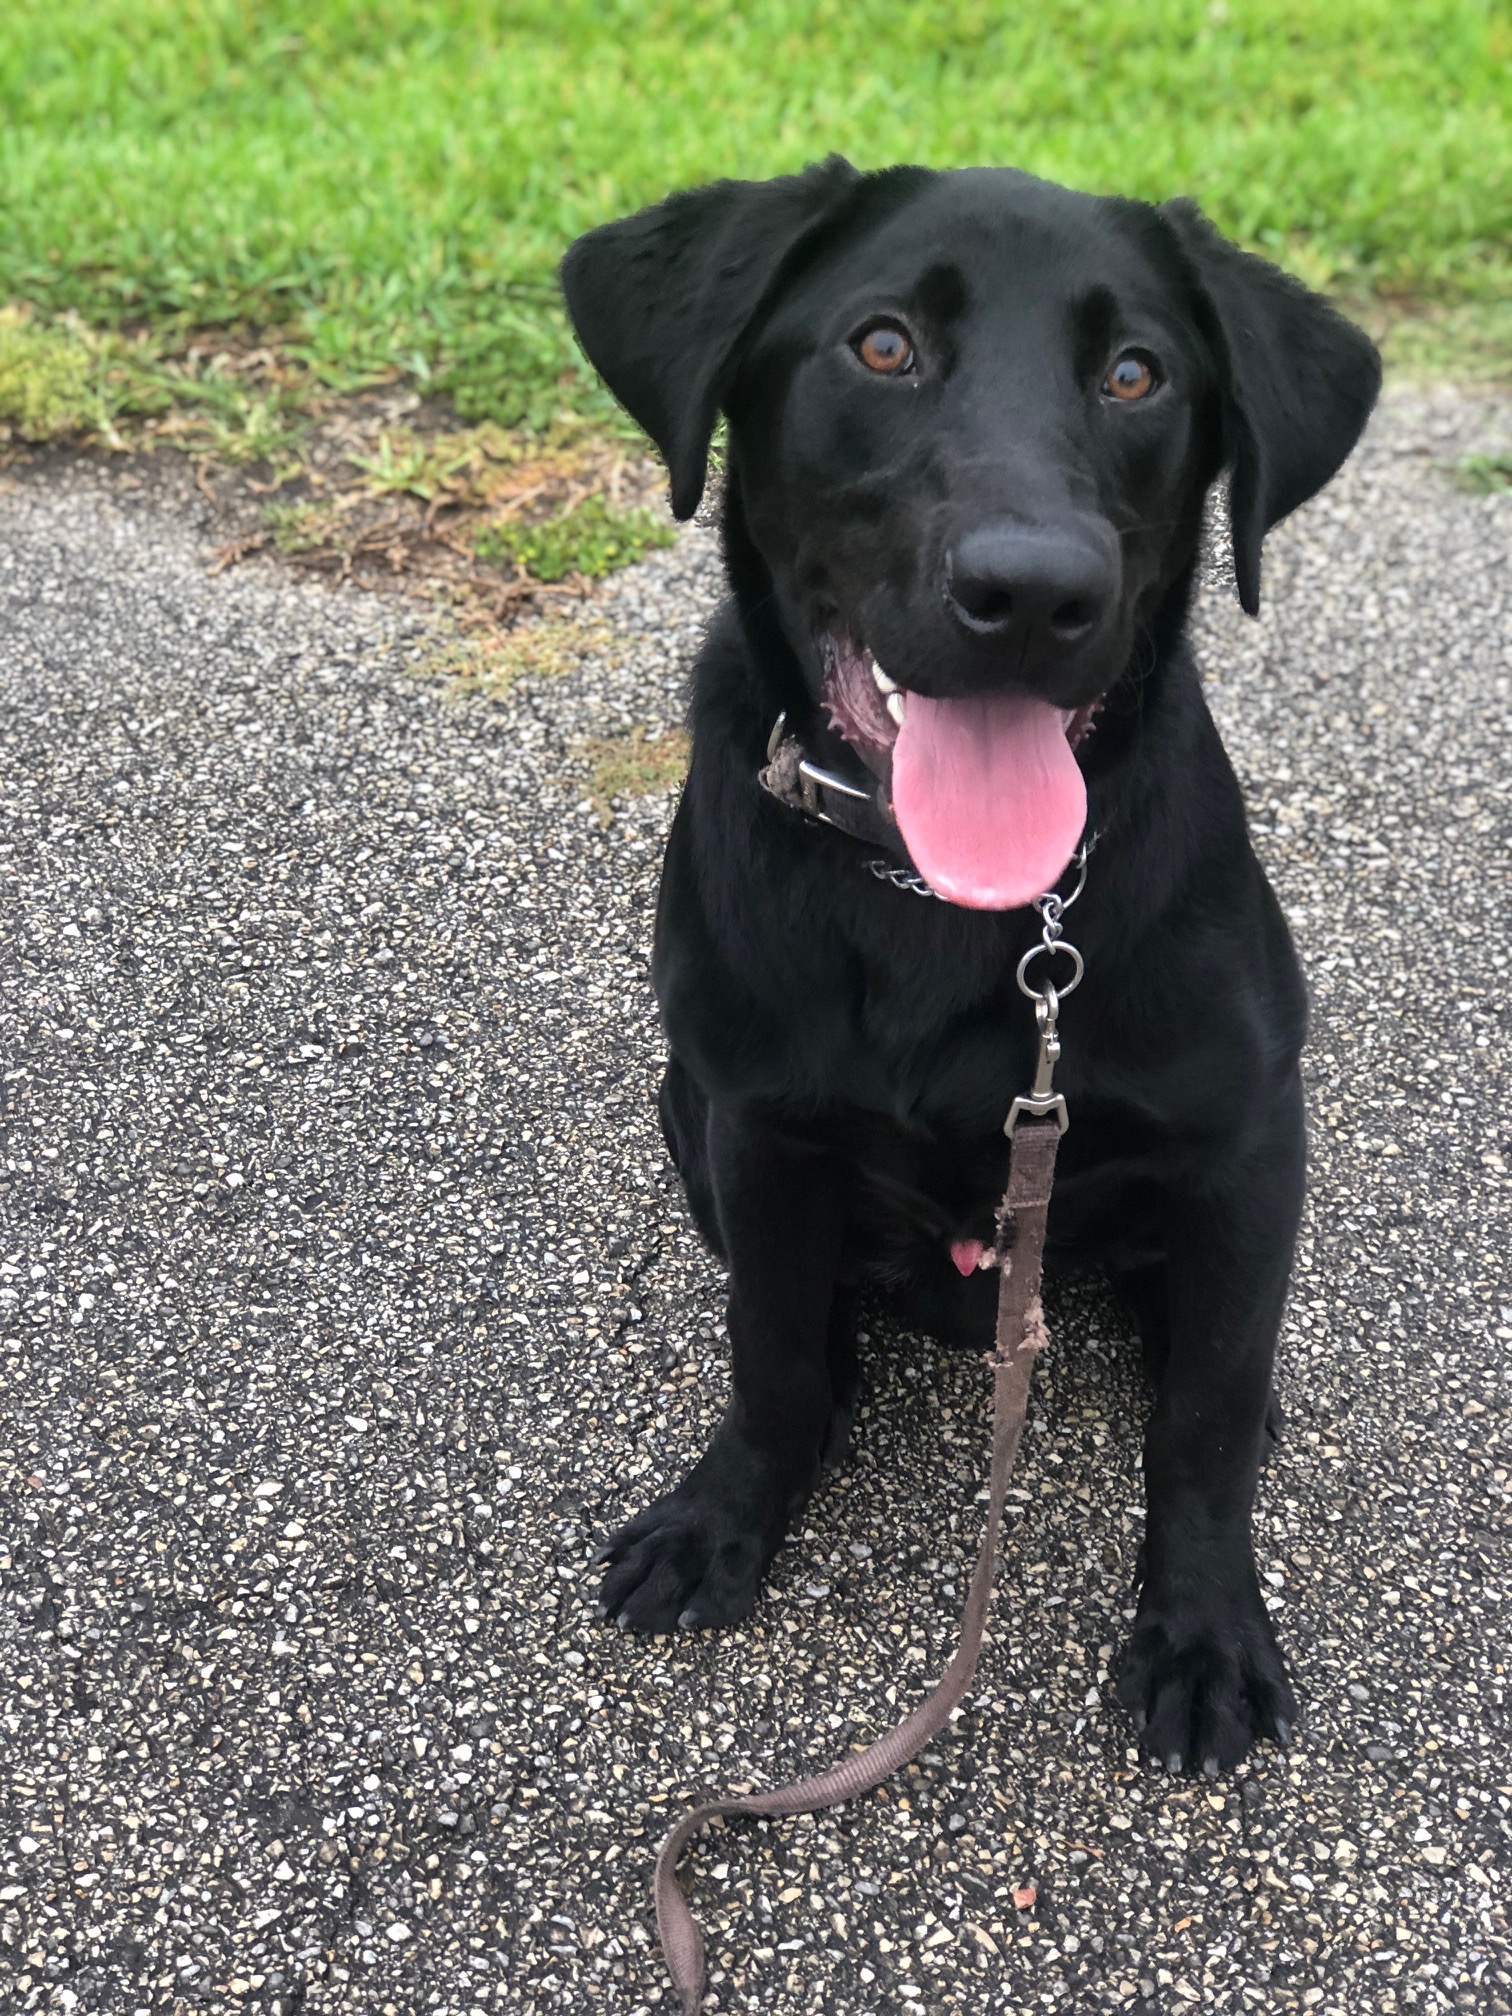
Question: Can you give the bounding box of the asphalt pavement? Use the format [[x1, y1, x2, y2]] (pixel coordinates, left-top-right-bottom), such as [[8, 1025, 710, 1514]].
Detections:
[[1, 387, 1509, 2016]]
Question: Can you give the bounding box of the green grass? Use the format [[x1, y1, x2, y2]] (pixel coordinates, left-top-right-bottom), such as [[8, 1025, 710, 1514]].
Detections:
[[2, 2, 1509, 432]]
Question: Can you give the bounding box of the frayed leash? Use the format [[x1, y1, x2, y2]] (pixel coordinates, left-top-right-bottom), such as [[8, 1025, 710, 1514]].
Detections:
[[648, 860, 1091, 2013]]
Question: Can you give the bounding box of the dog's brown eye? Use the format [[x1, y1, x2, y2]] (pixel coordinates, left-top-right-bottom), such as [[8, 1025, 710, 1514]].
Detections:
[[855, 323, 915, 375], [1104, 352, 1157, 402]]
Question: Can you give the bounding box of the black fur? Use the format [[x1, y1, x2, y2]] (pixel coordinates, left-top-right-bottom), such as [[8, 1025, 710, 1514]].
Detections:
[[563, 163, 1379, 1772]]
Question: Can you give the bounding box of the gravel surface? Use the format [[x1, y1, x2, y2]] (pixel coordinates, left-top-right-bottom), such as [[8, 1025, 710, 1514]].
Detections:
[[1, 387, 1509, 2016]]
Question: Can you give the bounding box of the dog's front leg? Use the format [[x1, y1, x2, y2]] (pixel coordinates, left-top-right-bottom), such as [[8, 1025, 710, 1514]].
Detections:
[[596, 1105, 845, 1633], [1117, 1090, 1304, 1771]]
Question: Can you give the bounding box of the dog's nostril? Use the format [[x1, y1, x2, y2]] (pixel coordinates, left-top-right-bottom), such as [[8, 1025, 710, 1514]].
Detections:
[[1050, 597, 1096, 638], [946, 557, 1017, 630], [960, 586, 1014, 627]]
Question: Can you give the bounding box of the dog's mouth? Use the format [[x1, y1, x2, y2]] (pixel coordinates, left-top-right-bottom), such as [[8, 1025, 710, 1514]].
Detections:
[[820, 631, 1100, 910]]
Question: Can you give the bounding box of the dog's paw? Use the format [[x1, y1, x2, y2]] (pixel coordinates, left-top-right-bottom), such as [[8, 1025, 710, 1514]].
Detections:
[[1117, 1583, 1296, 1774], [594, 1485, 774, 1633]]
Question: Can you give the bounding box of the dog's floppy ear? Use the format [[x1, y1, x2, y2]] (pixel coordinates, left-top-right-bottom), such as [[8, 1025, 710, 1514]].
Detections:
[[561, 156, 863, 520], [1162, 200, 1381, 615]]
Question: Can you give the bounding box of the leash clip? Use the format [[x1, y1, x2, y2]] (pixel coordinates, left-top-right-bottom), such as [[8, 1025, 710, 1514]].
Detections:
[[1005, 838, 1094, 1137], [1005, 991, 1069, 1135]]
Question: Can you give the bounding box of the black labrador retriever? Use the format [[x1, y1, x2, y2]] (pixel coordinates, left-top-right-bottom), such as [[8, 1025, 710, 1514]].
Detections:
[[560, 160, 1379, 1773]]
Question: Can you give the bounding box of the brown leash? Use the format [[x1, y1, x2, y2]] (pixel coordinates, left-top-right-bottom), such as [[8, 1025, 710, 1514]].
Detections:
[[652, 1115, 1062, 2013], [649, 841, 1093, 2013]]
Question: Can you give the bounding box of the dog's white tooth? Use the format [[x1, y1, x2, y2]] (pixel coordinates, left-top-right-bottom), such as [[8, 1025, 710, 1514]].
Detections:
[[872, 662, 898, 694], [886, 691, 906, 728]]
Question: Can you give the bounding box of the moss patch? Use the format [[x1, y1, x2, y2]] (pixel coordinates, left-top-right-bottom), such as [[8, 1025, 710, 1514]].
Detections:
[[578, 727, 691, 824], [1451, 453, 1512, 495], [474, 496, 676, 584], [0, 308, 100, 442], [262, 500, 343, 555], [419, 616, 617, 703]]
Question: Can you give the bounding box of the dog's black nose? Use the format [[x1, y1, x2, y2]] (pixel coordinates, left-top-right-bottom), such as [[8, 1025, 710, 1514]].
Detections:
[[945, 522, 1114, 649]]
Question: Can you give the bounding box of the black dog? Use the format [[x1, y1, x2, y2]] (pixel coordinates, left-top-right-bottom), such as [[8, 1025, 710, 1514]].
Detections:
[[561, 160, 1379, 1772]]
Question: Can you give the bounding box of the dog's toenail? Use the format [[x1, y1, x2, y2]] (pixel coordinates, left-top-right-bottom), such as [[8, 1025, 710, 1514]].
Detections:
[[1274, 1717, 1293, 1748], [1165, 1751, 1183, 1775], [1203, 1756, 1220, 1779], [677, 1607, 700, 1630], [1132, 1708, 1147, 1733]]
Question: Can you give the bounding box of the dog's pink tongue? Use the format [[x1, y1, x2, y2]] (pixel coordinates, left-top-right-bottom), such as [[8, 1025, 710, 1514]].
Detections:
[[892, 689, 1086, 910]]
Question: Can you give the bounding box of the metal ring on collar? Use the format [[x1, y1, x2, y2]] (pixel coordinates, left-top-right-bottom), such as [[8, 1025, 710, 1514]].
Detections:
[[1016, 938, 1085, 1001]]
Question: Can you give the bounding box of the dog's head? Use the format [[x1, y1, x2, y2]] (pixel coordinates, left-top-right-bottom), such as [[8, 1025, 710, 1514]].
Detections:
[[562, 162, 1379, 907]]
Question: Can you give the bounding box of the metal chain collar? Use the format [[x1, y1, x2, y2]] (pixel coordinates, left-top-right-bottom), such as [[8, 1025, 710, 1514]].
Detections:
[[865, 831, 1097, 1131], [864, 857, 944, 900]]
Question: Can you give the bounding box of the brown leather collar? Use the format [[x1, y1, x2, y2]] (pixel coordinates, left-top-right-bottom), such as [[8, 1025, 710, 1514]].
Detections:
[[757, 710, 914, 862]]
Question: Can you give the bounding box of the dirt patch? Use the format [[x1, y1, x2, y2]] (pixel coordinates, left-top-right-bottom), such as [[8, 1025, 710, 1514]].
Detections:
[[0, 315, 674, 645]]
